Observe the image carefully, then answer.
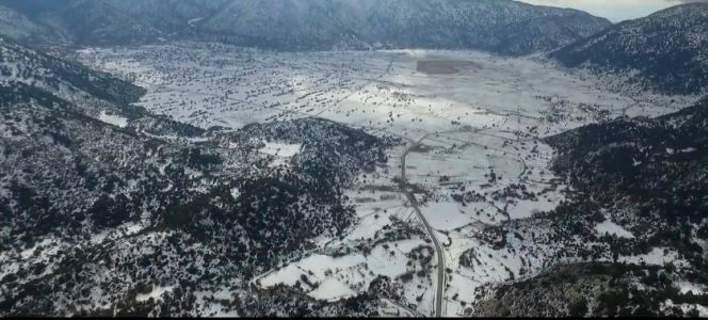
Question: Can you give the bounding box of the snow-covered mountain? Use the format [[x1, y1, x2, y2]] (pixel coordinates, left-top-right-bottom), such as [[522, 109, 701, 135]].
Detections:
[[196, 0, 611, 54], [0, 0, 161, 45], [551, 3, 708, 95], [0, 0, 611, 55]]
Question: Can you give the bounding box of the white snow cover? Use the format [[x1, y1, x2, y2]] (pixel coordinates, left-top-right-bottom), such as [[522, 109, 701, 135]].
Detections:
[[620, 247, 687, 266], [308, 279, 357, 301], [136, 285, 176, 302], [595, 219, 635, 239], [98, 111, 128, 128], [662, 299, 708, 317], [676, 281, 707, 295], [258, 142, 302, 168], [73, 44, 703, 317], [259, 142, 302, 158]]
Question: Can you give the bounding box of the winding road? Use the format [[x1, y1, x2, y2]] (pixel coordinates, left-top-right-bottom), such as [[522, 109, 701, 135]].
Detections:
[[400, 134, 446, 318]]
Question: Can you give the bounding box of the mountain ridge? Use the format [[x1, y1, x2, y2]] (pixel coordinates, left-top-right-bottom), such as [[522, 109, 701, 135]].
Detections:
[[551, 2, 708, 95], [0, 0, 611, 55]]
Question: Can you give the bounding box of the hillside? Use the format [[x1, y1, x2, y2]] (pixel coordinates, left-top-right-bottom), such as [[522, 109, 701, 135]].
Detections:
[[551, 3, 708, 95], [0, 36, 145, 106], [467, 98, 708, 317], [0, 37, 393, 317], [0, 0, 611, 55]]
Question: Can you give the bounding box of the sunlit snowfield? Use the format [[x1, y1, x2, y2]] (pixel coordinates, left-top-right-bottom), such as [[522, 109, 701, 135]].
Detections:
[[78, 43, 699, 317]]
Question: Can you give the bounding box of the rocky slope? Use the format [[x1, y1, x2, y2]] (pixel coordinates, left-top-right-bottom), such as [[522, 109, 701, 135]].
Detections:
[[0, 0, 611, 55], [551, 3, 708, 95]]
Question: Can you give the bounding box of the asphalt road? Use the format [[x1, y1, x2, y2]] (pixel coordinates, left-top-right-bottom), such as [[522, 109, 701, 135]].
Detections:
[[400, 135, 445, 318]]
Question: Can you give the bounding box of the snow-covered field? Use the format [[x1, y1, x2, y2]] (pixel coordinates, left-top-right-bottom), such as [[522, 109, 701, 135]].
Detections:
[[76, 43, 701, 317]]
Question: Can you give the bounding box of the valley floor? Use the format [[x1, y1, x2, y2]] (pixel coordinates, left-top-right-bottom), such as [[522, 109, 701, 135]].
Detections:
[[74, 43, 701, 317]]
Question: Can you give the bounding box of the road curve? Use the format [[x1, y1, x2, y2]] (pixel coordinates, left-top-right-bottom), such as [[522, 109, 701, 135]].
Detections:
[[400, 135, 445, 318]]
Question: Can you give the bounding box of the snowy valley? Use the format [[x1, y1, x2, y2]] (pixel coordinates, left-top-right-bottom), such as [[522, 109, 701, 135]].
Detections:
[[1, 1, 708, 318]]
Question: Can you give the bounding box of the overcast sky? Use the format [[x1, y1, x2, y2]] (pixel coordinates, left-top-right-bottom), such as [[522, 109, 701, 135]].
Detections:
[[517, 0, 702, 22]]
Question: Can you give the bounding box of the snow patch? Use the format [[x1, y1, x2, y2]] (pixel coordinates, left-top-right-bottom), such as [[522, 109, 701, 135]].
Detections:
[[662, 299, 708, 317], [230, 187, 241, 200], [676, 281, 707, 295], [595, 219, 635, 239], [308, 278, 357, 302], [136, 285, 175, 302], [259, 142, 302, 167], [98, 111, 128, 128], [259, 142, 302, 158], [187, 17, 205, 26], [620, 247, 684, 266]]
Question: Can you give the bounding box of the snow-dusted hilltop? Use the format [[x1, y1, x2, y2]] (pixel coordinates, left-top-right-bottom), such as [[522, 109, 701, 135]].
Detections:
[[551, 3, 708, 95], [0, 0, 610, 54]]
